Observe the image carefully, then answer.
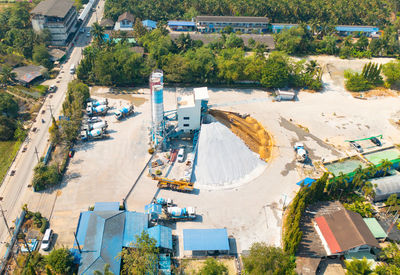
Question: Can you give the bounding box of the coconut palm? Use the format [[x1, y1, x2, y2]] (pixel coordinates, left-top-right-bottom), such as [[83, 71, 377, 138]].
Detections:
[[91, 22, 105, 46]]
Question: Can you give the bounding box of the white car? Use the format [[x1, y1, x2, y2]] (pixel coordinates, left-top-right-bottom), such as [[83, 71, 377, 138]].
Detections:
[[177, 148, 185, 163], [87, 117, 101, 124]]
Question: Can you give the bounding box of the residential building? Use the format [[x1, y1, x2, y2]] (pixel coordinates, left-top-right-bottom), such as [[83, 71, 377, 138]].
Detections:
[[168, 21, 196, 32], [314, 208, 379, 256], [195, 16, 269, 34], [100, 18, 115, 30], [114, 12, 134, 31], [142, 19, 157, 30], [30, 0, 78, 46]]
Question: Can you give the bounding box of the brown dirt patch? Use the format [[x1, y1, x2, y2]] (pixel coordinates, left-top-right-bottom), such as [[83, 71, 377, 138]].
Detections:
[[91, 86, 147, 106], [209, 109, 273, 162], [351, 88, 399, 98], [182, 258, 237, 275]]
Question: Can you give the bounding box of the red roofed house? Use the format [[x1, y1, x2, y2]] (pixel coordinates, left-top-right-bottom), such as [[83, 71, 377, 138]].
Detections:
[[314, 209, 379, 256]]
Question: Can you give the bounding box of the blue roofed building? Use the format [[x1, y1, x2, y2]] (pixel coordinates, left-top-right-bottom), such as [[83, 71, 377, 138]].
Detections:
[[335, 25, 379, 37], [168, 21, 196, 32], [183, 228, 230, 256], [142, 19, 157, 30], [271, 23, 299, 33], [75, 202, 173, 275]]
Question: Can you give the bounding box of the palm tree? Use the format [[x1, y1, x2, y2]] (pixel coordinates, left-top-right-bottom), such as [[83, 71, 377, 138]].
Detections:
[[0, 65, 16, 87], [345, 257, 373, 274], [91, 22, 105, 46], [94, 264, 114, 275]]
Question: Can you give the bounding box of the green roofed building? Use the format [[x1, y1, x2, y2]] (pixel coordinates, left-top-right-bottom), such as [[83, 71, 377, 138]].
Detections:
[[363, 218, 387, 239]]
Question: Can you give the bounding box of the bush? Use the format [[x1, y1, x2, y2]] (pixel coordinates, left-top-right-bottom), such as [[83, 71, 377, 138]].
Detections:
[[40, 218, 49, 234], [32, 163, 61, 191], [199, 258, 228, 275], [46, 248, 75, 274]]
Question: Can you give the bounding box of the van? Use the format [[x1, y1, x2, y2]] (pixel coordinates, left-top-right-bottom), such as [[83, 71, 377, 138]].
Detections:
[[69, 64, 75, 74], [177, 148, 185, 163], [40, 228, 53, 251]]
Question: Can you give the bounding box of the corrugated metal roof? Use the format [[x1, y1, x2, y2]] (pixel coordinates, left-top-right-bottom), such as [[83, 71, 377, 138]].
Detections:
[[196, 16, 269, 23], [315, 216, 341, 254], [145, 203, 162, 215], [12, 65, 44, 84], [372, 174, 400, 201], [168, 21, 196, 27], [147, 225, 172, 250], [363, 218, 387, 239], [335, 25, 379, 32], [30, 0, 75, 18], [143, 19, 157, 29], [123, 212, 148, 247], [94, 202, 120, 211], [183, 229, 229, 251]]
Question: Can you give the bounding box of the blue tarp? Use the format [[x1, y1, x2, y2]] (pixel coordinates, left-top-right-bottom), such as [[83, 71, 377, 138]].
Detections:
[[183, 229, 229, 251], [94, 202, 120, 211], [296, 177, 316, 187], [142, 19, 157, 29], [168, 21, 196, 27], [123, 212, 148, 247], [147, 225, 173, 250], [159, 254, 171, 275]]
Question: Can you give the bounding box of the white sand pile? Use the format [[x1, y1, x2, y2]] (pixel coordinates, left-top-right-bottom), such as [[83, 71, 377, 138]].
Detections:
[[193, 121, 266, 189]]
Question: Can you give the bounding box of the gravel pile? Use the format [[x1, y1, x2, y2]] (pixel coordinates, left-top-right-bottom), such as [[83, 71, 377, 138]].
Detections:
[[193, 121, 265, 189]]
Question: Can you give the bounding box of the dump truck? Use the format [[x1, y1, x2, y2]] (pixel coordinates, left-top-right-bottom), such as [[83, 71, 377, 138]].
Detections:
[[86, 105, 108, 116], [165, 206, 196, 220], [152, 176, 194, 192], [294, 142, 308, 163], [81, 129, 107, 141], [114, 105, 134, 120], [83, 120, 108, 131]]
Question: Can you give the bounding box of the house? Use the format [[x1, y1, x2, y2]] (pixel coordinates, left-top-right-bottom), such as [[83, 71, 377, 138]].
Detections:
[[314, 208, 379, 256], [30, 0, 78, 46], [142, 19, 157, 30], [168, 21, 196, 32], [183, 228, 230, 256], [100, 18, 115, 30], [75, 202, 172, 275], [114, 12, 135, 31], [195, 16, 269, 34], [12, 65, 46, 86], [48, 48, 66, 62]]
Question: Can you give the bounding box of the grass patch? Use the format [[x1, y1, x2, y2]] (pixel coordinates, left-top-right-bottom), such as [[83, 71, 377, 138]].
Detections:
[[0, 140, 21, 184], [181, 258, 237, 275]]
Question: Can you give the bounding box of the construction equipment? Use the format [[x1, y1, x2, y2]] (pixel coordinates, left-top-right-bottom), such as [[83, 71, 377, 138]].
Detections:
[[294, 142, 308, 163], [154, 197, 173, 207], [83, 120, 108, 131], [115, 105, 134, 120], [86, 105, 108, 116], [91, 98, 108, 107], [165, 206, 196, 220], [152, 176, 194, 192], [81, 129, 107, 141]]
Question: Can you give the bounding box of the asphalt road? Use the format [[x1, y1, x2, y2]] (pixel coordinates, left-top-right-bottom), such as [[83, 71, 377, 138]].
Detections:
[[0, 0, 106, 258]]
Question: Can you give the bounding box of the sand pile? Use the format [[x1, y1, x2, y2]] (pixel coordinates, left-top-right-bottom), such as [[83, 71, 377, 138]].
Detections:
[[193, 122, 266, 189]]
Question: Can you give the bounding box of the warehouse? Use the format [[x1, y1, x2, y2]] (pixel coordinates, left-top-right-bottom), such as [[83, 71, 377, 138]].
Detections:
[[335, 25, 379, 37], [183, 228, 230, 256], [168, 21, 196, 32], [195, 16, 269, 34], [371, 174, 400, 202]]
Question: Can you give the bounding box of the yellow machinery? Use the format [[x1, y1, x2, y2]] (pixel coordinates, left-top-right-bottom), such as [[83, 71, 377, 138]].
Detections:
[[152, 176, 194, 192]]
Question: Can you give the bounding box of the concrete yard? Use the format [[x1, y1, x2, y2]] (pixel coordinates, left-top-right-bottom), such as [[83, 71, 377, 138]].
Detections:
[[49, 56, 400, 254]]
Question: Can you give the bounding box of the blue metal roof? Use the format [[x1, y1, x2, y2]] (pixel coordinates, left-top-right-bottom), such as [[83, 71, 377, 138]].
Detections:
[[94, 202, 120, 211], [159, 254, 171, 275], [168, 21, 196, 27], [296, 177, 316, 187], [78, 211, 124, 275], [183, 229, 230, 251], [147, 225, 173, 250], [75, 211, 91, 247], [142, 19, 157, 29], [335, 25, 379, 33], [123, 211, 148, 247]]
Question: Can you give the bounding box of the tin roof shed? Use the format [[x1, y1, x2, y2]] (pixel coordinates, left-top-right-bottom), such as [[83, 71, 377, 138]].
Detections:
[[183, 229, 229, 251]]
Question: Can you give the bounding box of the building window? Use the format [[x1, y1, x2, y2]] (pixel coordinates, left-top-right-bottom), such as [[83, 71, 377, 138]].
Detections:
[[183, 124, 190, 127], [183, 117, 190, 120]]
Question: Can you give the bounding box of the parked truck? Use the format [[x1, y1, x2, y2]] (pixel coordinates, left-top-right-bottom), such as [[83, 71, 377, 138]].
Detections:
[[86, 105, 108, 116], [165, 206, 196, 220], [83, 120, 108, 131], [114, 105, 134, 120], [154, 197, 173, 207], [89, 98, 108, 107], [80, 129, 107, 141], [294, 142, 308, 163]]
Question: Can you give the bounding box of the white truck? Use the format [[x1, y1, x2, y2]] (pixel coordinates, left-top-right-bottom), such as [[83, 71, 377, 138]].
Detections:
[[88, 98, 108, 107], [69, 64, 76, 74], [83, 120, 108, 131], [86, 105, 108, 116], [166, 206, 196, 220], [80, 129, 107, 141], [114, 105, 134, 120], [294, 142, 308, 163]]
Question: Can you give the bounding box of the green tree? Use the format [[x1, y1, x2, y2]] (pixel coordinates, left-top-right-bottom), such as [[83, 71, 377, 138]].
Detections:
[[199, 258, 228, 275], [163, 54, 190, 82], [133, 19, 147, 39], [0, 92, 18, 118], [32, 163, 61, 191], [274, 26, 313, 55], [0, 65, 16, 87], [33, 44, 52, 69], [224, 33, 244, 48], [260, 52, 290, 88], [46, 248, 75, 275], [119, 231, 159, 275], [382, 60, 400, 87], [216, 48, 248, 83], [91, 22, 105, 46], [345, 257, 373, 275], [242, 242, 295, 275], [94, 264, 114, 275], [386, 194, 398, 207], [49, 117, 61, 145], [0, 115, 16, 140]]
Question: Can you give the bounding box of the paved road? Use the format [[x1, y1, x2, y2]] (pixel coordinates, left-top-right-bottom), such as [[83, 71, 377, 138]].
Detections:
[[0, 0, 106, 258]]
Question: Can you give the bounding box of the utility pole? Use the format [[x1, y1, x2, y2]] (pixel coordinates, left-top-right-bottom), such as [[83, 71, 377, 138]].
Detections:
[[34, 147, 39, 162], [0, 200, 20, 268]]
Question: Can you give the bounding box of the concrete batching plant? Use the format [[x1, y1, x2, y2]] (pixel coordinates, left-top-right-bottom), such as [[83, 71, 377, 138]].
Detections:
[[150, 70, 164, 145]]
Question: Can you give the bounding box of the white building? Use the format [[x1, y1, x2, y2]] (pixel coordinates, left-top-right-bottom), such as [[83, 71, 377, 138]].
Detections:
[[177, 87, 209, 132], [114, 12, 134, 31], [30, 0, 78, 46]]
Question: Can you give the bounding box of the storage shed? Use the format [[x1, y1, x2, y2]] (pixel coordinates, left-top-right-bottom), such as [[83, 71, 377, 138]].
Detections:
[[183, 228, 229, 256], [371, 174, 400, 202]]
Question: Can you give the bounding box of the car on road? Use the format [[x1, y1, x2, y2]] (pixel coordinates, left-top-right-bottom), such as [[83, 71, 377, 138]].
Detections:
[[350, 141, 363, 153], [87, 117, 101, 123], [177, 148, 185, 163], [41, 110, 46, 114], [86, 31, 91, 37], [40, 228, 53, 251], [80, 28, 85, 33], [10, 170, 15, 176], [371, 137, 382, 146], [32, 127, 37, 132], [69, 149, 75, 158], [48, 85, 57, 93], [22, 146, 27, 153], [69, 64, 76, 74]]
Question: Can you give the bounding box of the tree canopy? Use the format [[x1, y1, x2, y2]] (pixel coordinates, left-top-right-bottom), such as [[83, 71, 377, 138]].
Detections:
[[46, 248, 75, 275]]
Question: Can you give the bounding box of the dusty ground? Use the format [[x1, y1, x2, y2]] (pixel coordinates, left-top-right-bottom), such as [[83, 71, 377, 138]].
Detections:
[[48, 56, 400, 255], [182, 258, 237, 275]]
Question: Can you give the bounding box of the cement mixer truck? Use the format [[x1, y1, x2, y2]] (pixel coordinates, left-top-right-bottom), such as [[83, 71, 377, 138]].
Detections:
[[294, 142, 308, 163], [154, 197, 173, 207], [86, 105, 108, 116], [165, 206, 196, 220], [114, 105, 134, 120], [81, 129, 107, 141], [92, 99, 108, 107], [83, 120, 108, 131]]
